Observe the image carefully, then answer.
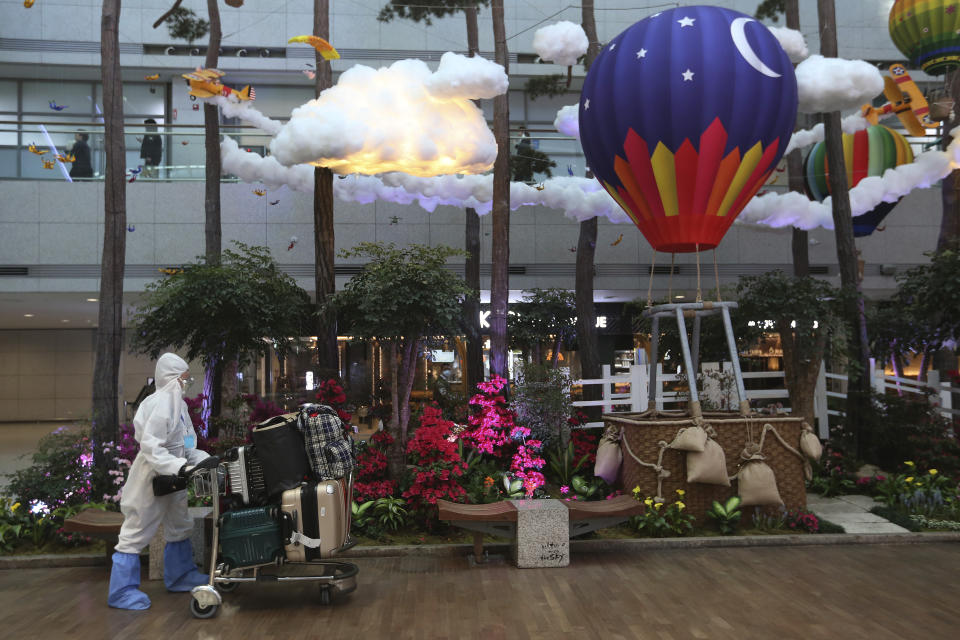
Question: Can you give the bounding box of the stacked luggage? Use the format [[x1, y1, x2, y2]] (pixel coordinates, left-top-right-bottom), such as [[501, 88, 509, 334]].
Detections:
[[220, 404, 355, 568]]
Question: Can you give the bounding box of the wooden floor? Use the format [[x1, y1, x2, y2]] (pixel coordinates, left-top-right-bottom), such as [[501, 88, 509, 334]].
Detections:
[[1, 544, 958, 639]]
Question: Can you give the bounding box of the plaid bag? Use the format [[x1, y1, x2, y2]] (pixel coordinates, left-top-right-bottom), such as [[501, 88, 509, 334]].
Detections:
[[297, 404, 354, 480]]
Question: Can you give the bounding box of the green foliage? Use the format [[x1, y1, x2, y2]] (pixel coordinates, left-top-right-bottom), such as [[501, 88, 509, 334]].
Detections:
[[569, 474, 608, 501], [872, 461, 960, 520], [511, 147, 556, 183], [546, 441, 589, 486], [627, 296, 743, 366], [883, 249, 960, 357], [165, 7, 210, 43], [512, 362, 574, 449], [524, 75, 569, 100], [508, 288, 577, 361], [327, 243, 472, 342], [908, 514, 960, 531], [754, 0, 785, 23], [351, 500, 376, 529], [705, 496, 743, 535], [807, 462, 856, 498], [372, 496, 409, 531], [130, 243, 312, 369], [6, 428, 103, 511], [869, 505, 924, 532], [816, 518, 845, 534], [501, 475, 525, 499], [629, 492, 695, 537], [377, 0, 489, 25], [459, 460, 503, 504]]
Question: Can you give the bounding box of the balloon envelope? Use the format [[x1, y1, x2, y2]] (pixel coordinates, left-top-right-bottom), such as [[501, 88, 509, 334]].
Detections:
[[803, 125, 914, 237], [579, 5, 798, 253], [889, 0, 960, 75]]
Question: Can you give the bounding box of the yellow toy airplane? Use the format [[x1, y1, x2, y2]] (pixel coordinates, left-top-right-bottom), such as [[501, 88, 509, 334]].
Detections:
[[182, 68, 254, 101], [41, 159, 55, 169], [55, 153, 75, 163], [861, 63, 934, 137], [145, 73, 160, 81], [253, 188, 266, 196], [287, 35, 340, 60], [27, 143, 46, 155]]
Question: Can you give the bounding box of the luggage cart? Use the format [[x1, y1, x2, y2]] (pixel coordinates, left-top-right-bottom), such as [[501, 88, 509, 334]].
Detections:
[[187, 454, 359, 619]]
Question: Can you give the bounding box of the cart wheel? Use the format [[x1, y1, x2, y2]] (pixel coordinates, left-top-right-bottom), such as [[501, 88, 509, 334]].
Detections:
[[190, 598, 219, 619], [217, 581, 239, 593], [319, 586, 332, 606]]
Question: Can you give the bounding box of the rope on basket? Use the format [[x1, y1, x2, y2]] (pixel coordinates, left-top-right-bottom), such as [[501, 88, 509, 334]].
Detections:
[[622, 433, 672, 503], [757, 422, 812, 481]]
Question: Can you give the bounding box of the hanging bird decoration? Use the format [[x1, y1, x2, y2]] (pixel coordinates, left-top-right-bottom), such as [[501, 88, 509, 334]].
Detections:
[[578, 6, 798, 253], [48, 100, 68, 111], [145, 73, 160, 81], [611, 233, 624, 246], [253, 188, 266, 196], [27, 143, 46, 155], [55, 153, 75, 163], [535, 183, 546, 191], [127, 225, 136, 232], [269, 199, 280, 205], [287, 236, 298, 251], [181, 140, 189, 146], [127, 165, 143, 183], [41, 158, 55, 169]]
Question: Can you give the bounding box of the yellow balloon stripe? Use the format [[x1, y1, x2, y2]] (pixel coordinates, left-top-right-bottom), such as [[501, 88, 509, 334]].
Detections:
[[650, 142, 678, 217], [717, 141, 763, 217], [601, 180, 642, 227], [842, 134, 855, 188]]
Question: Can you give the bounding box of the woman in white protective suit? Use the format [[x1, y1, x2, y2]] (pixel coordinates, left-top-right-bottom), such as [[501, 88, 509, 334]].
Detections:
[[107, 353, 218, 610]]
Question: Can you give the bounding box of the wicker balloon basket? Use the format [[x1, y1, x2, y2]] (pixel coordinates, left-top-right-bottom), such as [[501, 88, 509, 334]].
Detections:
[[607, 411, 808, 524]]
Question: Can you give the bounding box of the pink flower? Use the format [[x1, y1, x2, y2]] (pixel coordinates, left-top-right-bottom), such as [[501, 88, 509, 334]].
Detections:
[[560, 485, 569, 494]]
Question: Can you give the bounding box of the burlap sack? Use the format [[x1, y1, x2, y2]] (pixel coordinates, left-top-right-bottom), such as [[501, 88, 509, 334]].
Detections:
[[800, 429, 823, 462], [686, 438, 730, 486], [594, 428, 622, 484], [671, 425, 708, 452], [738, 458, 783, 506]]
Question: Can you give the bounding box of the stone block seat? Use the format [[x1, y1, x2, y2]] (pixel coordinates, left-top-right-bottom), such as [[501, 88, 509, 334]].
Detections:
[[63, 508, 124, 563]]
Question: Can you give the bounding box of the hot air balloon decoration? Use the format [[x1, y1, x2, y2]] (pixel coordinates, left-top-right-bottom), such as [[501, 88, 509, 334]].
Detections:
[[803, 125, 914, 237], [889, 0, 960, 76], [578, 6, 798, 253]]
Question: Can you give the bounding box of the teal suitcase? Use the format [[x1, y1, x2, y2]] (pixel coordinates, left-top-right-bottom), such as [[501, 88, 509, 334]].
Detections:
[[219, 506, 285, 569]]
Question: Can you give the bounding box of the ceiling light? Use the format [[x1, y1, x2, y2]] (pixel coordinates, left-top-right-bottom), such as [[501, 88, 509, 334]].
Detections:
[[23, 313, 34, 318], [674, 295, 685, 299], [61, 319, 70, 323], [86, 298, 98, 302]]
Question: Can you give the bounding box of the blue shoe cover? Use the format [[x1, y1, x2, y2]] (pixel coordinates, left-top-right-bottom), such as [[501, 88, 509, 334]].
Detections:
[[108, 551, 151, 610], [164, 539, 208, 592]]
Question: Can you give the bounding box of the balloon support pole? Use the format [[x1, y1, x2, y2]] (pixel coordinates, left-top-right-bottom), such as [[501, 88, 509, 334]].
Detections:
[[642, 301, 749, 416]]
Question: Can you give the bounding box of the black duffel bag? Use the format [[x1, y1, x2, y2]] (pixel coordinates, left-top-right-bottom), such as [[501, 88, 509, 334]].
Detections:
[[251, 413, 312, 499]]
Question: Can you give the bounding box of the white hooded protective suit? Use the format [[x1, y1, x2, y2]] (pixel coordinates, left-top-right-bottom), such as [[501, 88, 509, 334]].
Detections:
[[115, 353, 210, 554]]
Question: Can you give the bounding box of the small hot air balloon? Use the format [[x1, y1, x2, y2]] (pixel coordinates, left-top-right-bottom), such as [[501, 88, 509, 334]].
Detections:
[[889, 0, 960, 75], [578, 6, 798, 253], [803, 125, 914, 237]]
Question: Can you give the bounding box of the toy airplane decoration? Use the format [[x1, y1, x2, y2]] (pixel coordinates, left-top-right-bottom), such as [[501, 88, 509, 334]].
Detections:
[[861, 64, 935, 137], [145, 73, 160, 81], [287, 35, 340, 60], [182, 68, 254, 101], [253, 188, 266, 196], [55, 153, 75, 163], [27, 143, 47, 155]]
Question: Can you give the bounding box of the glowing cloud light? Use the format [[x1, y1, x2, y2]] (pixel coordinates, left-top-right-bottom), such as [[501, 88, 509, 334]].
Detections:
[[268, 53, 507, 176]]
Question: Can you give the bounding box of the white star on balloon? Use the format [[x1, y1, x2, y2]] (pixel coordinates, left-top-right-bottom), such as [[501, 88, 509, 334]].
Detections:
[[678, 16, 695, 27], [609, 43, 616, 50], [584, 98, 590, 110], [682, 69, 695, 81], [636, 48, 647, 59]]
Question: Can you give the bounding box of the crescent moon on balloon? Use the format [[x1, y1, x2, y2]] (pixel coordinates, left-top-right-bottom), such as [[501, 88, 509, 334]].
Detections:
[[730, 17, 781, 78]]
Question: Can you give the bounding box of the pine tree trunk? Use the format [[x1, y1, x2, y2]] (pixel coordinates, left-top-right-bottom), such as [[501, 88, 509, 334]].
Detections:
[[314, 0, 338, 374], [489, 0, 510, 380], [938, 70, 960, 252], [203, 0, 221, 269], [576, 1, 603, 418], [385, 341, 405, 481], [818, 0, 872, 458], [92, 0, 127, 475], [463, 7, 483, 393]]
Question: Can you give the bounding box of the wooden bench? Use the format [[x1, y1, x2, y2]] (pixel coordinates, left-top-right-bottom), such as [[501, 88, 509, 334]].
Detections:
[[63, 508, 124, 563], [564, 494, 644, 538], [437, 500, 518, 563]]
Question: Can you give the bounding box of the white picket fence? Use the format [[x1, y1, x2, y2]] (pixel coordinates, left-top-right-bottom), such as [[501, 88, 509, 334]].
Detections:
[[573, 360, 959, 440]]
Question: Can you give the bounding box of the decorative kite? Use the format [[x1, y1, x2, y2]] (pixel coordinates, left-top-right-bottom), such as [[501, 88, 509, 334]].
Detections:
[[48, 101, 68, 111], [578, 6, 798, 253], [803, 125, 914, 237], [890, 0, 960, 75], [288, 35, 340, 60]]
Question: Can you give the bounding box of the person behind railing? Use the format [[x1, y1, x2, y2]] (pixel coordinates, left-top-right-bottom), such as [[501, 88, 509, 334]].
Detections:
[[140, 119, 162, 179], [68, 130, 93, 179]]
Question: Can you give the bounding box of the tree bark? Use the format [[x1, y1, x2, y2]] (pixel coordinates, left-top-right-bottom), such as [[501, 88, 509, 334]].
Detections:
[[780, 328, 826, 427], [92, 0, 127, 474], [785, 1, 809, 277], [489, 0, 510, 380], [575, 0, 603, 418], [313, 0, 339, 374], [385, 341, 405, 480], [938, 70, 960, 252], [463, 6, 483, 393], [818, 0, 872, 458]]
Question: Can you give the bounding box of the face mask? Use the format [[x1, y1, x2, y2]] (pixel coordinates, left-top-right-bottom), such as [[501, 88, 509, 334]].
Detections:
[[178, 376, 194, 392]]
